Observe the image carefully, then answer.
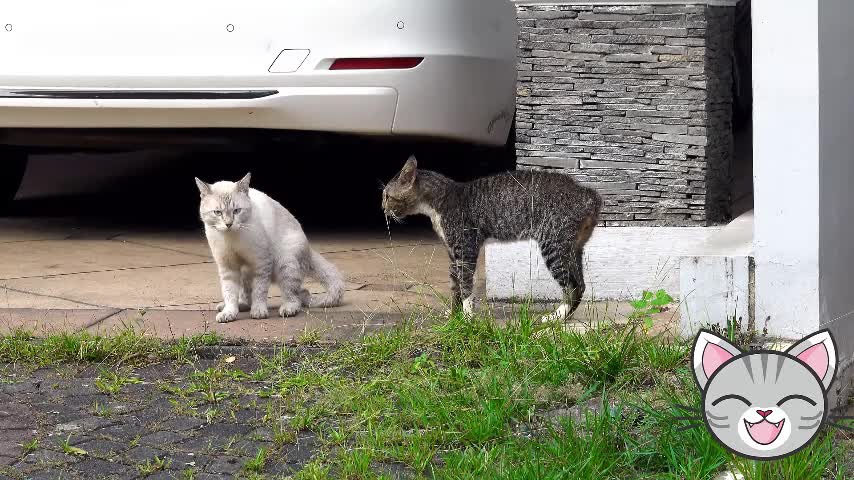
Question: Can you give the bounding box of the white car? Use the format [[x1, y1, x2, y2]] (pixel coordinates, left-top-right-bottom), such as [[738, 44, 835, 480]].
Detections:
[[0, 0, 519, 206]]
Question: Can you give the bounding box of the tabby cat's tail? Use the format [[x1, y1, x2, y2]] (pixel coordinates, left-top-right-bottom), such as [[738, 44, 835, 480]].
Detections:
[[307, 249, 345, 308]]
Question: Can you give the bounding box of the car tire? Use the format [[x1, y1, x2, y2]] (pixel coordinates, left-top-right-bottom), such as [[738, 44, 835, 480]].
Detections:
[[1, 149, 28, 213]]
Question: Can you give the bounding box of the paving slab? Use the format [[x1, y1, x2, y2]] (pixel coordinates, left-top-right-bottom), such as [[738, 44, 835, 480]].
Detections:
[[324, 246, 450, 290], [0, 218, 77, 244], [111, 230, 442, 258], [0, 240, 207, 280], [85, 288, 444, 340], [0, 220, 686, 343], [85, 308, 429, 342], [4, 263, 368, 311], [0, 287, 96, 309]]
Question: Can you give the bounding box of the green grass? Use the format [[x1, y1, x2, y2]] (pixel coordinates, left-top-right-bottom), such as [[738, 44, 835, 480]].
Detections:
[[243, 447, 269, 474], [94, 368, 142, 395], [20, 438, 38, 456], [1, 306, 850, 479], [137, 455, 170, 476], [59, 435, 87, 457], [0, 326, 223, 368]]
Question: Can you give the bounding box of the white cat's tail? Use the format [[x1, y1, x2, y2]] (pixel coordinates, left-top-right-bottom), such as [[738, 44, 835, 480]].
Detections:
[[307, 249, 345, 308]]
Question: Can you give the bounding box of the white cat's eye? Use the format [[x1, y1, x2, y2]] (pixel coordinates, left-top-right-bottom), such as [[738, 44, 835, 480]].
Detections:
[[234, 208, 242, 214], [213, 210, 222, 216]]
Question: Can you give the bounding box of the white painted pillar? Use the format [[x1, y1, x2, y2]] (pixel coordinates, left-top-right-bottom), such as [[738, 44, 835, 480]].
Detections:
[[753, 0, 854, 407], [751, 0, 820, 337]]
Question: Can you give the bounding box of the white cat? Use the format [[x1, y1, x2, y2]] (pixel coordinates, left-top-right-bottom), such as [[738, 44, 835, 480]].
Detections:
[[195, 173, 344, 323]]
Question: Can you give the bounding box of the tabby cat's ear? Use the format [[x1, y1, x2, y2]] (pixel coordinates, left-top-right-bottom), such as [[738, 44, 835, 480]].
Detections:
[[195, 177, 212, 197], [236, 172, 251, 193], [398, 156, 417, 188], [692, 330, 743, 390], [786, 329, 837, 390]]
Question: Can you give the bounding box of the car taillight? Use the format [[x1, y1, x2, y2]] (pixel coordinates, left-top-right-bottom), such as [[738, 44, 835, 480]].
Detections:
[[329, 57, 423, 70]]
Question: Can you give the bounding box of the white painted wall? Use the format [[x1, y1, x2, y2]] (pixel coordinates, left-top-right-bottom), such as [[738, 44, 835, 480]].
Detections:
[[678, 210, 753, 334], [818, 0, 854, 400], [751, 0, 821, 337], [679, 256, 750, 336], [485, 227, 716, 301]]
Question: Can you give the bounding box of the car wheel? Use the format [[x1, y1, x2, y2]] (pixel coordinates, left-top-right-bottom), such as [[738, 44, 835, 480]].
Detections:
[[0, 149, 28, 213]]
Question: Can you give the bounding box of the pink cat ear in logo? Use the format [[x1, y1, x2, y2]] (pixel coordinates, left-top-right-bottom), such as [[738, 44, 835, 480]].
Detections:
[[795, 343, 830, 380], [693, 331, 743, 389], [703, 343, 736, 379], [785, 329, 837, 389]]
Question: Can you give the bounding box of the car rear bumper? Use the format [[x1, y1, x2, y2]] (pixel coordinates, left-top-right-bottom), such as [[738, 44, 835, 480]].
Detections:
[[0, 0, 518, 146], [0, 86, 400, 134]]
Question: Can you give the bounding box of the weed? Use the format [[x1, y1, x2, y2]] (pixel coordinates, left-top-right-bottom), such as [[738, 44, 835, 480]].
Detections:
[[243, 447, 268, 474], [94, 368, 142, 395], [179, 468, 197, 480], [91, 400, 113, 417], [294, 459, 331, 480], [171, 331, 223, 362], [297, 327, 321, 346], [60, 435, 87, 457], [137, 455, 170, 476], [629, 289, 674, 331], [339, 448, 372, 479], [20, 438, 38, 456]]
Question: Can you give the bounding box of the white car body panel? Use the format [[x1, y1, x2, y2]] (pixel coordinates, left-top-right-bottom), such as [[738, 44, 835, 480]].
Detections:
[[0, 0, 519, 146]]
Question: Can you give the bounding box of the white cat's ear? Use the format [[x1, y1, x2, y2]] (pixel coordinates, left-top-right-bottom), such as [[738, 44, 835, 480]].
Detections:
[[195, 177, 212, 197], [236, 172, 251, 193], [692, 330, 743, 390], [785, 329, 837, 390], [399, 156, 417, 188]]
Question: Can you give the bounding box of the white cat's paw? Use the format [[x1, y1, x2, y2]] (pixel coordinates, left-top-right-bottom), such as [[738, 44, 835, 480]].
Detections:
[[541, 304, 571, 324], [217, 302, 250, 313], [279, 301, 301, 318], [462, 297, 475, 316], [216, 309, 239, 323], [250, 305, 269, 319], [442, 300, 475, 318]]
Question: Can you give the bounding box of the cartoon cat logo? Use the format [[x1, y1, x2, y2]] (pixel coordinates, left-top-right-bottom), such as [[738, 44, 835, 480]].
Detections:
[[691, 329, 837, 460]]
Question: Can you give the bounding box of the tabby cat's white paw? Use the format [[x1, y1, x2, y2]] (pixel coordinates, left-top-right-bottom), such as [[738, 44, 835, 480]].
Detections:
[[217, 302, 250, 312], [541, 304, 571, 323], [250, 305, 269, 319], [279, 301, 301, 318], [216, 309, 239, 323], [462, 297, 474, 316]]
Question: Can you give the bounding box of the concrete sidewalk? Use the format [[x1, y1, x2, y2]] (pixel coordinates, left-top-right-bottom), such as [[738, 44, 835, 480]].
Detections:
[[0, 218, 460, 341], [0, 219, 676, 342]]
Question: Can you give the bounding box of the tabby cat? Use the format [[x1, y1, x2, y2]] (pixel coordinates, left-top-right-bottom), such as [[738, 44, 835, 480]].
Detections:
[[382, 156, 602, 320]]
